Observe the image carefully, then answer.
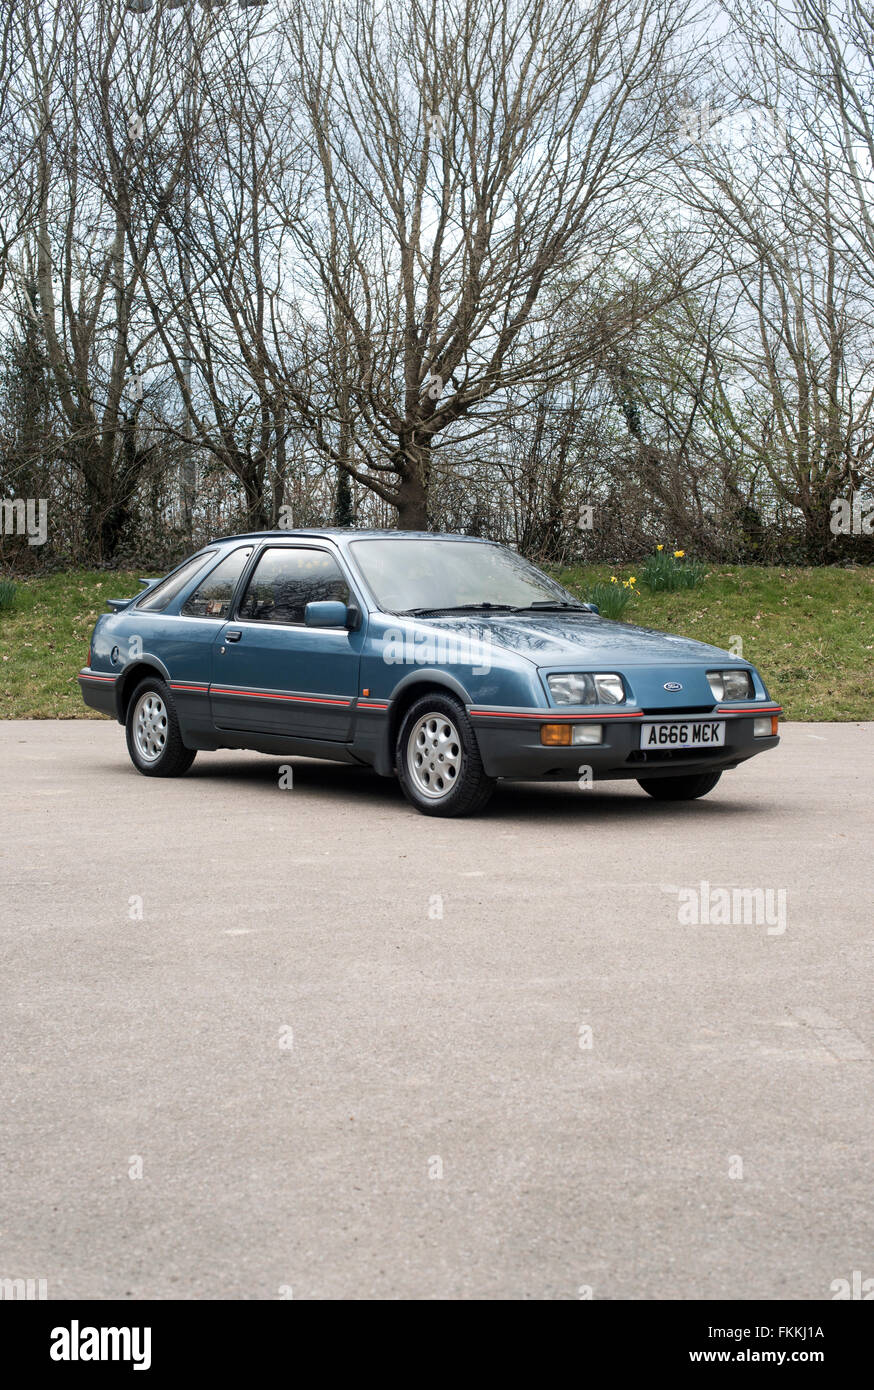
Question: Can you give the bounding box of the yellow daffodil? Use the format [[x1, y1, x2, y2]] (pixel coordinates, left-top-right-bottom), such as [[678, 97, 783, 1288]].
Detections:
[[656, 544, 664, 551], [674, 549, 685, 558], [610, 575, 618, 583], [629, 576, 636, 584]]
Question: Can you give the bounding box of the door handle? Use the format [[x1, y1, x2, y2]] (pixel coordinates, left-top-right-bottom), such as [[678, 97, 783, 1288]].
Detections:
[[225, 630, 242, 643]]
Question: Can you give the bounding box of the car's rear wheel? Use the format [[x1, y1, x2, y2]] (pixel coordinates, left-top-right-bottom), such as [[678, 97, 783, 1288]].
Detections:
[[396, 692, 495, 817], [125, 677, 196, 778], [637, 770, 722, 801]]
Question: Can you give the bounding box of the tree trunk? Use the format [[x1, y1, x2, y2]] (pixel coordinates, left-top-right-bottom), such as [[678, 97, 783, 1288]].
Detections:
[[395, 441, 430, 529], [334, 468, 354, 527], [395, 475, 429, 529], [240, 459, 269, 530], [802, 486, 839, 564], [83, 468, 128, 564], [334, 408, 354, 526]]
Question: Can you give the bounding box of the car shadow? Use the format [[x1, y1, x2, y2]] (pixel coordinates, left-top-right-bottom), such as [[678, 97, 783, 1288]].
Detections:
[[181, 754, 764, 822]]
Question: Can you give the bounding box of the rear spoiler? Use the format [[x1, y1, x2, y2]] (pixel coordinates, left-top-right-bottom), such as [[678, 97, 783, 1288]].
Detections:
[[105, 578, 158, 613]]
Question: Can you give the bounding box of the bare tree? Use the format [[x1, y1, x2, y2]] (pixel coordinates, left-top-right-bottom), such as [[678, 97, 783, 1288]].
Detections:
[[664, 6, 874, 556], [4, 0, 871, 563], [134, 4, 309, 530], [8, 0, 203, 558], [0, 0, 35, 296], [274, 0, 691, 527]]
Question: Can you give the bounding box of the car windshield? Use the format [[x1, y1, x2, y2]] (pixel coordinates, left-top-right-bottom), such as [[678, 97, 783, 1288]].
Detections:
[[349, 538, 586, 614]]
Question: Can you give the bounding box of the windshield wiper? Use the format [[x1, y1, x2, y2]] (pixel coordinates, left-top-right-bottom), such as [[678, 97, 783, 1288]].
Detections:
[[511, 601, 591, 613], [398, 603, 516, 617]]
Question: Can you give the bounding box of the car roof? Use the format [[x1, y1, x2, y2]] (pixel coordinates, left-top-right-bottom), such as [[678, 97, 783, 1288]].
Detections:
[[208, 528, 493, 545]]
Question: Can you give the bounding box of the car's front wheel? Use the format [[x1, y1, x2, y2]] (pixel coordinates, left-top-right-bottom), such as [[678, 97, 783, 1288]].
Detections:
[[125, 677, 196, 778], [396, 693, 496, 817], [637, 770, 722, 801]]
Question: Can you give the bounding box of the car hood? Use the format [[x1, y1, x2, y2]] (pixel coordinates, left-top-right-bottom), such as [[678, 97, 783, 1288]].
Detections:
[[411, 612, 744, 667]]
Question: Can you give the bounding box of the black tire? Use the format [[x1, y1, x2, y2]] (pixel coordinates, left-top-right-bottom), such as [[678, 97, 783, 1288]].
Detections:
[[125, 676, 197, 778], [637, 769, 722, 801], [396, 691, 496, 817]]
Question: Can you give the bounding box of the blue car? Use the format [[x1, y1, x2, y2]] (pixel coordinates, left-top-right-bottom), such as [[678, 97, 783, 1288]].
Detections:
[[78, 530, 781, 816]]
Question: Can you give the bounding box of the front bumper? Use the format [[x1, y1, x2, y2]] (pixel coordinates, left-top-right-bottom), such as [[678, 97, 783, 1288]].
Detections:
[[468, 704, 781, 780]]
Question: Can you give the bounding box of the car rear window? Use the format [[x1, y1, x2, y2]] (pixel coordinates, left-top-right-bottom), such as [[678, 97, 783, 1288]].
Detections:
[[136, 552, 218, 613]]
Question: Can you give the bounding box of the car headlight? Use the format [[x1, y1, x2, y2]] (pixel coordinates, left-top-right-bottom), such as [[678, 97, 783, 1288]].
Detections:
[[547, 672, 625, 705], [707, 669, 754, 701]]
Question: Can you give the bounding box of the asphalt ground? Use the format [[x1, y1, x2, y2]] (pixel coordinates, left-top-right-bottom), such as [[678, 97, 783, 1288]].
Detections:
[[0, 719, 871, 1299]]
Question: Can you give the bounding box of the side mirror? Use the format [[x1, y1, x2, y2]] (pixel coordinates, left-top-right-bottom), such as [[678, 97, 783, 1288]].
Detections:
[[587, 603, 600, 615], [304, 600, 348, 628]]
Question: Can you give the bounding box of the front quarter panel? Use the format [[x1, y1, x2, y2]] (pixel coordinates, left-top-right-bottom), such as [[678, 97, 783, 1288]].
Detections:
[[359, 615, 543, 708]]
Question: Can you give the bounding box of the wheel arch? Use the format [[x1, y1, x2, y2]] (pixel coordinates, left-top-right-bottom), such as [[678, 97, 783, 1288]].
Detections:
[[384, 670, 474, 771], [115, 658, 172, 724]]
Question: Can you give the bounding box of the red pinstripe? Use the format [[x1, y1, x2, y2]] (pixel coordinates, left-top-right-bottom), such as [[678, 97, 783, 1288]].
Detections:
[[469, 708, 643, 721], [210, 687, 352, 707]]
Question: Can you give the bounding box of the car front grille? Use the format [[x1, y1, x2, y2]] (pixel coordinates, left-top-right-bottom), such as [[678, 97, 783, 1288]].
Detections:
[[641, 705, 715, 715]]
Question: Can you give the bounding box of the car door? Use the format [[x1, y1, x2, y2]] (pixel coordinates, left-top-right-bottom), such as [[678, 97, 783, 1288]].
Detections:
[[158, 544, 257, 720], [209, 543, 363, 741]]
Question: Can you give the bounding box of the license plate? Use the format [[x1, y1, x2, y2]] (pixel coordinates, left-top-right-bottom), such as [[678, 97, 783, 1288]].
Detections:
[[640, 720, 725, 750]]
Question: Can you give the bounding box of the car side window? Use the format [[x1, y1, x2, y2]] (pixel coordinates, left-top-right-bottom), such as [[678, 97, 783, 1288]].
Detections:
[[180, 547, 253, 619], [137, 552, 218, 613], [238, 547, 350, 625]]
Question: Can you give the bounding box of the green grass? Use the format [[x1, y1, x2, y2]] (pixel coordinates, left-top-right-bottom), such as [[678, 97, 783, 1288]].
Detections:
[[0, 565, 871, 721], [0, 570, 141, 719], [638, 549, 708, 592], [556, 564, 874, 721]]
